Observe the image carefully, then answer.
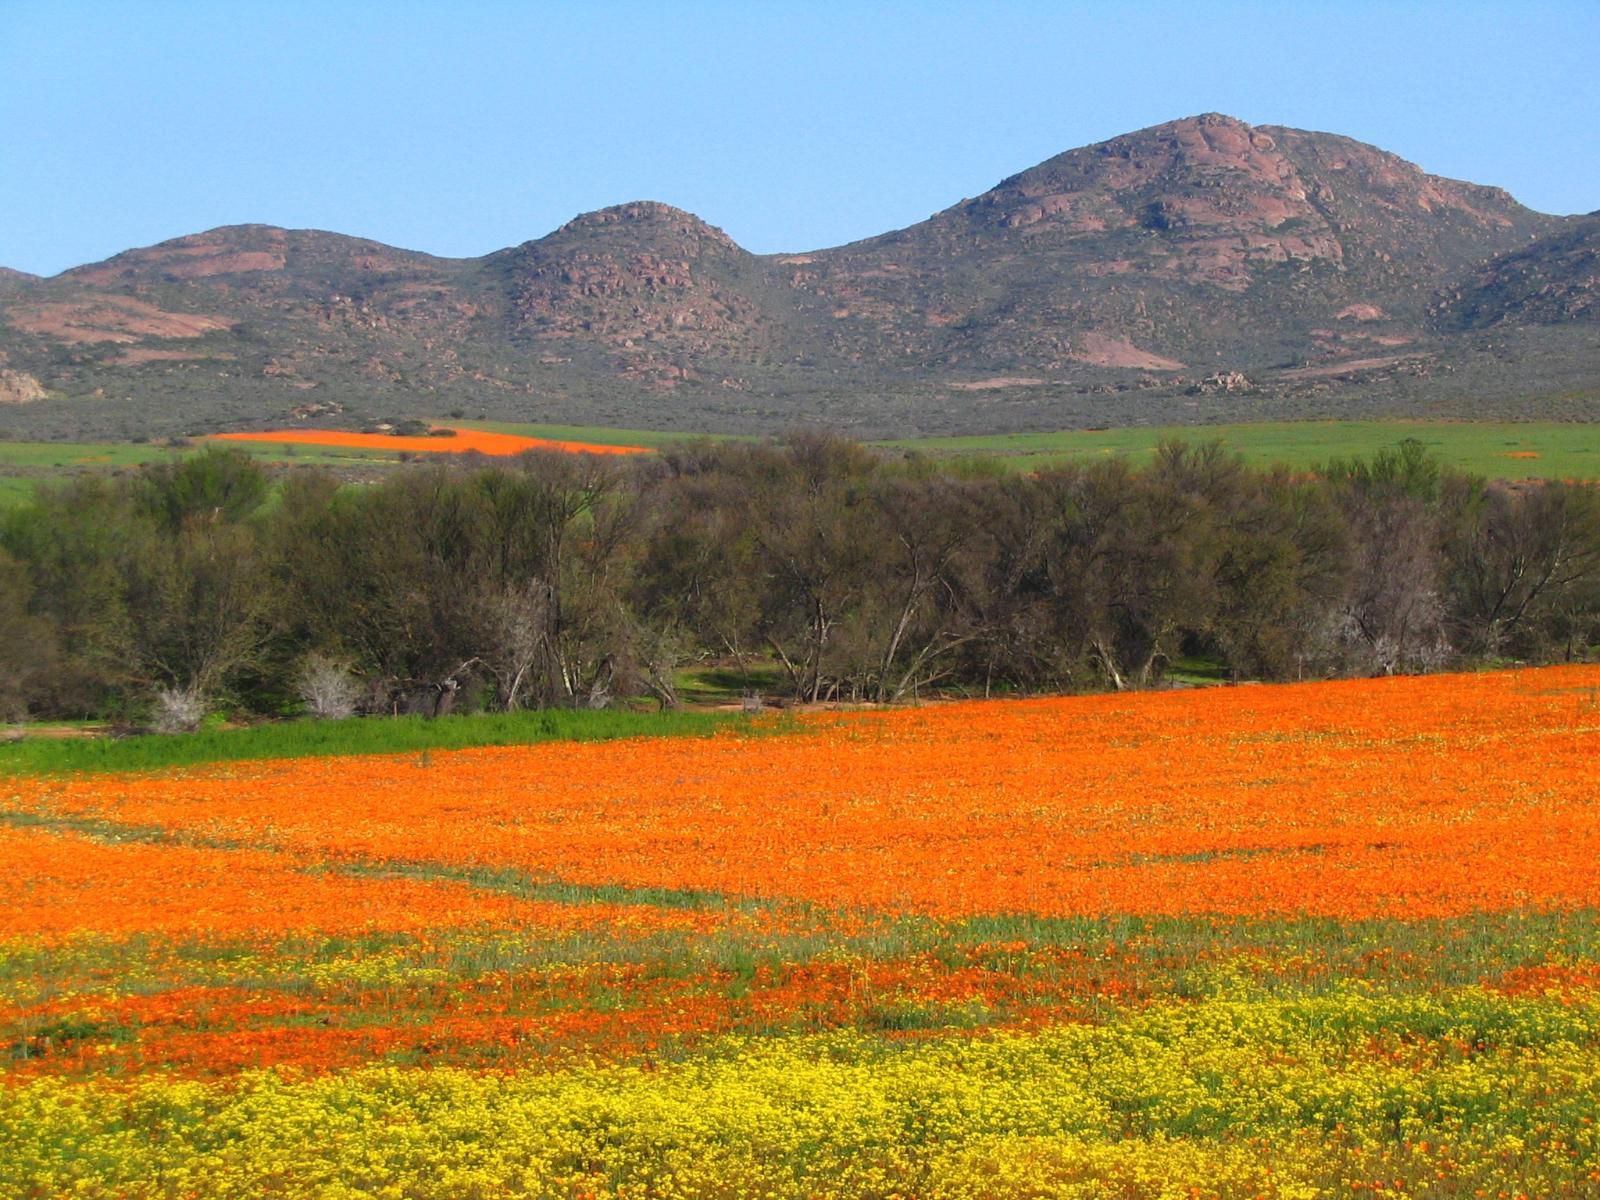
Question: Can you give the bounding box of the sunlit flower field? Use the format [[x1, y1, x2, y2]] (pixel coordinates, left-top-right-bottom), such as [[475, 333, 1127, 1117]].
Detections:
[[6, 666, 1600, 1197]]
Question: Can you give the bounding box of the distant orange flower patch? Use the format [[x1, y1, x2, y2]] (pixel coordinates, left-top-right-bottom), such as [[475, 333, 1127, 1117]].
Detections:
[[208, 427, 648, 456], [1505, 450, 1541, 459]]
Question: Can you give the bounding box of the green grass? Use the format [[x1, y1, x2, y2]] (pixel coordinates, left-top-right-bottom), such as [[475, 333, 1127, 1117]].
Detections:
[[1163, 655, 1230, 686], [0, 436, 415, 474], [432, 418, 1600, 479], [0, 707, 750, 777], [7, 419, 1600, 492], [0, 439, 376, 469], [452, 419, 736, 451], [674, 663, 787, 706], [0, 440, 190, 470], [883, 419, 1600, 480], [226, 443, 417, 466], [0, 476, 36, 507]]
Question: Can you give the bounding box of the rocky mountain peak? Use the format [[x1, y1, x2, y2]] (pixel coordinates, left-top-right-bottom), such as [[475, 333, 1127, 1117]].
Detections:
[[513, 202, 753, 280], [489, 203, 767, 375], [971, 112, 1311, 229], [553, 201, 743, 253], [926, 113, 1554, 309]]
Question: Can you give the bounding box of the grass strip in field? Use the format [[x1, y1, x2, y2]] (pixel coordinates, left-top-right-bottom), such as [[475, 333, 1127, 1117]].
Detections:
[[0, 707, 752, 777], [0, 806, 758, 921], [0, 808, 253, 851], [0, 437, 413, 480], [319, 857, 754, 914], [13, 905, 1597, 1008]]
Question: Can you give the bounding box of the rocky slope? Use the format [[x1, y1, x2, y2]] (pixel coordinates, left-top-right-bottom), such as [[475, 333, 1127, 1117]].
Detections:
[[480, 202, 795, 391], [794, 114, 1555, 373], [1435, 211, 1600, 329], [0, 115, 1590, 440]]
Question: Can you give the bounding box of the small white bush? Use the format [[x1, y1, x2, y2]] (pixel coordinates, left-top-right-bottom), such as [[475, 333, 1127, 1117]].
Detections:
[[152, 686, 206, 734], [298, 653, 361, 720]]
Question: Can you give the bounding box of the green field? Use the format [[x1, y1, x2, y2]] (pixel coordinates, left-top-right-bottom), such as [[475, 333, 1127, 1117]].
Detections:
[[364, 417, 1600, 479], [3, 420, 1599, 508], [0, 706, 747, 777], [453, 419, 734, 450], [0, 437, 417, 472], [0, 437, 427, 506], [0, 476, 34, 506], [0, 441, 191, 470], [883, 419, 1600, 478]]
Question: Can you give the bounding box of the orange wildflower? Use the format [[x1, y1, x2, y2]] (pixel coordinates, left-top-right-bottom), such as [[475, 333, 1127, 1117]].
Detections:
[[16, 664, 1600, 920], [0, 826, 720, 941], [207, 426, 647, 456]]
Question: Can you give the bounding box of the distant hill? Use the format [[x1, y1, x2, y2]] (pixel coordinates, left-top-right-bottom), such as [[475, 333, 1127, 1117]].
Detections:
[[1, 114, 1595, 441]]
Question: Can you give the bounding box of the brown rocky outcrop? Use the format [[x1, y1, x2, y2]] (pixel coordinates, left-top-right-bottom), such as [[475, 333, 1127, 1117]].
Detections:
[[1191, 370, 1252, 394], [70, 229, 289, 284], [0, 368, 47, 404], [6, 296, 234, 344], [1070, 333, 1185, 370]]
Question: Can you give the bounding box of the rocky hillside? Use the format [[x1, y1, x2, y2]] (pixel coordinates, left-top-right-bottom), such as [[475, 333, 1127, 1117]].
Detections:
[[1435, 212, 1600, 330], [0, 115, 1592, 440], [788, 114, 1557, 375]]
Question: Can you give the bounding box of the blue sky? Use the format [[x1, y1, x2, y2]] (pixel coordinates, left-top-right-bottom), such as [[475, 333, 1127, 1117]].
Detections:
[[3, 1, 1597, 276]]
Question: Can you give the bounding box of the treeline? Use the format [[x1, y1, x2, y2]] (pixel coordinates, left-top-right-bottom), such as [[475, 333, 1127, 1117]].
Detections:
[[3, 435, 1600, 727]]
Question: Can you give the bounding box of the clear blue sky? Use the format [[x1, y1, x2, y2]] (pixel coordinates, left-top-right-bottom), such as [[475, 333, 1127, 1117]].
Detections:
[[3, 1, 1597, 277]]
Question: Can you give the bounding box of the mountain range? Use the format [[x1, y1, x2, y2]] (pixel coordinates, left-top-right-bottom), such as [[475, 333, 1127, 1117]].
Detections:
[[2, 113, 1596, 440]]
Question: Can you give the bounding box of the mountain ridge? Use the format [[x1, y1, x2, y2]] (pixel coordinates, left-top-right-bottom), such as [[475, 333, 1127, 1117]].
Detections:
[[1, 114, 1594, 440]]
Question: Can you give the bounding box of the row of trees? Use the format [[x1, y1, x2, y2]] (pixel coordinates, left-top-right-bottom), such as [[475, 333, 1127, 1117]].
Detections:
[[3, 435, 1599, 725]]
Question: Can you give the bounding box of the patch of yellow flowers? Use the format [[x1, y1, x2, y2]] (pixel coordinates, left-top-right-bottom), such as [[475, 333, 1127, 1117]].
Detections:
[[5, 985, 1599, 1198], [303, 950, 452, 995]]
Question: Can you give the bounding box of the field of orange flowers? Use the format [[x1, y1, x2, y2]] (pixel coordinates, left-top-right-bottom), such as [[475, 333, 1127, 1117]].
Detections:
[[209, 426, 648, 456], [5, 665, 1600, 1197]]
